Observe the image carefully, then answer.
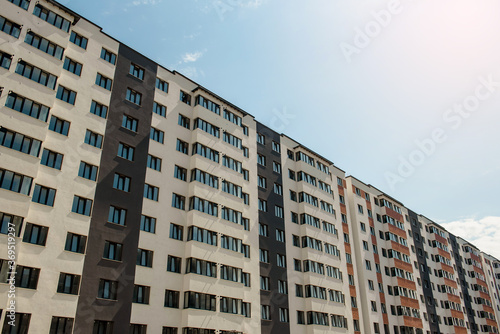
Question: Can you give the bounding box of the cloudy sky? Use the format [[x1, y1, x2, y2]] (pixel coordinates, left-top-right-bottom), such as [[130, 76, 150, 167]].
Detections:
[[65, 0, 500, 258]]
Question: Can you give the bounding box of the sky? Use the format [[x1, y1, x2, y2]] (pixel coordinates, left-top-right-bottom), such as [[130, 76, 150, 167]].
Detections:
[[63, 0, 500, 258]]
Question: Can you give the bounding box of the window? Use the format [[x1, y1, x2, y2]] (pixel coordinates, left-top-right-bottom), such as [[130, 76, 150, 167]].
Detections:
[[137, 249, 153, 267], [180, 90, 191, 105], [258, 199, 267, 212], [222, 131, 242, 148], [71, 196, 92, 216], [95, 73, 112, 90], [150, 127, 164, 143], [167, 255, 181, 273], [272, 141, 281, 153], [0, 168, 32, 196], [275, 206, 283, 218], [257, 133, 265, 145], [164, 290, 180, 308], [273, 161, 281, 173], [184, 291, 216, 311], [129, 63, 144, 80], [190, 169, 219, 188], [84, 130, 103, 148], [360, 222, 366, 232], [112, 173, 130, 191], [41, 149, 63, 170], [259, 223, 269, 237], [192, 143, 219, 163], [279, 308, 289, 323], [117, 143, 134, 161], [172, 193, 185, 210], [126, 88, 142, 105], [196, 95, 220, 114], [178, 114, 190, 128], [139, 215, 156, 233], [147, 155, 162, 171], [260, 249, 269, 263], [156, 78, 168, 92], [176, 139, 189, 154], [90, 100, 107, 118], [223, 109, 242, 125], [24, 31, 64, 59], [150, 102, 167, 118], [50, 316, 74, 334], [260, 276, 270, 290], [22, 223, 48, 246], [363, 240, 369, 251], [64, 232, 86, 254], [32, 3, 70, 31], [277, 254, 286, 267], [93, 320, 113, 334], [173, 165, 186, 181], [371, 301, 378, 312], [98, 279, 118, 300], [32, 184, 56, 206], [368, 280, 374, 290], [189, 196, 218, 216], [14, 265, 40, 289], [187, 226, 217, 246], [169, 223, 182, 240], [261, 305, 271, 320], [194, 118, 220, 137], [278, 280, 288, 294], [108, 206, 126, 225], [57, 273, 80, 295], [133, 285, 150, 304], [100, 48, 116, 64], [257, 154, 266, 166], [8, 0, 30, 10], [56, 85, 76, 105], [0, 15, 21, 38], [103, 241, 122, 261], [48, 115, 71, 136], [0, 51, 12, 69], [69, 31, 88, 49], [5, 92, 50, 122], [276, 229, 285, 242], [0, 212, 23, 237], [122, 115, 138, 132]]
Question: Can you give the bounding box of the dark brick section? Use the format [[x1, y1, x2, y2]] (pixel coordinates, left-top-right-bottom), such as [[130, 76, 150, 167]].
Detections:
[[449, 234, 478, 334], [257, 122, 290, 334], [408, 210, 440, 334], [74, 44, 157, 333]]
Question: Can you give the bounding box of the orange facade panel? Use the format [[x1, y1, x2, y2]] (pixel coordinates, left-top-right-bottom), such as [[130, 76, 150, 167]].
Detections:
[[396, 278, 417, 290], [388, 223, 407, 239], [403, 316, 423, 328], [400, 296, 420, 309], [453, 326, 468, 334]]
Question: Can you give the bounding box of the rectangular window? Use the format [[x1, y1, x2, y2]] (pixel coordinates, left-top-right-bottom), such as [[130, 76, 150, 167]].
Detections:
[[150, 127, 164, 143], [259, 249, 269, 263], [49, 116, 70, 136], [261, 305, 271, 320], [272, 141, 281, 153], [0, 51, 12, 69], [69, 31, 88, 49], [50, 316, 74, 334], [93, 321, 113, 334], [56, 85, 76, 105], [178, 114, 190, 128], [184, 291, 216, 311], [153, 102, 166, 117], [257, 133, 265, 145], [112, 173, 130, 191], [129, 63, 145, 80], [140, 215, 156, 233], [95, 73, 112, 90], [258, 199, 267, 212], [117, 143, 134, 161], [171, 193, 185, 210], [176, 139, 189, 154], [122, 115, 138, 132], [0, 127, 41, 157], [84, 130, 103, 148], [187, 226, 217, 246], [222, 155, 242, 173], [0, 15, 21, 38], [63, 57, 82, 76], [189, 196, 218, 216], [167, 255, 181, 273], [258, 176, 267, 188], [273, 161, 281, 173], [195, 95, 220, 114], [8, 0, 30, 10], [259, 223, 269, 237], [223, 109, 242, 125], [173, 165, 186, 181], [22, 222, 48, 246], [257, 154, 266, 166], [15, 60, 58, 89], [108, 206, 126, 225], [64, 232, 87, 254], [180, 90, 191, 105], [100, 48, 116, 64], [32, 184, 56, 206], [147, 155, 162, 171], [71, 196, 92, 216], [137, 249, 153, 267], [15, 265, 40, 289], [98, 279, 118, 300], [144, 184, 159, 201], [169, 223, 183, 240], [24, 31, 64, 59], [133, 285, 150, 304], [277, 254, 286, 267], [78, 162, 98, 181], [32, 4, 70, 31], [156, 78, 168, 92], [103, 241, 122, 261], [164, 289, 180, 308], [57, 272, 80, 295], [0, 212, 24, 237], [223, 131, 242, 149], [89, 100, 108, 118], [126, 88, 142, 105], [275, 206, 284, 218], [192, 143, 219, 163]]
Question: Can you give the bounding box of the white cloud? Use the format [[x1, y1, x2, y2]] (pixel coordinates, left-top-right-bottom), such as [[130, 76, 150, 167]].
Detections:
[[441, 216, 500, 259], [182, 51, 204, 63], [179, 66, 205, 79], [132, 0, 162, 6]]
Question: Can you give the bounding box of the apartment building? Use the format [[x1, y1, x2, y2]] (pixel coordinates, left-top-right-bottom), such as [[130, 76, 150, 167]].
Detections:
[[0, 0, 499, 333]]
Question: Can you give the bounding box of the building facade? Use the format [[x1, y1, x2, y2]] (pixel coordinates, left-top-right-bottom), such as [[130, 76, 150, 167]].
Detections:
[[0, 0, 499, 333]]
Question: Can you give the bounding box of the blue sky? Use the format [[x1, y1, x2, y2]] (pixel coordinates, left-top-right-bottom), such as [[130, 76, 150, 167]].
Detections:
[[65, 0, 500, 257]]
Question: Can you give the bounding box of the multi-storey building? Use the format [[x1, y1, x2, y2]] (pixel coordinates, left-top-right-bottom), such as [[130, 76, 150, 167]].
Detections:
[[0, 0, 499, 333]]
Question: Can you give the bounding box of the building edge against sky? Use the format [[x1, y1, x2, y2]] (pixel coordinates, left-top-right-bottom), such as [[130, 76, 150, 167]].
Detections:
[[0, 0, 499, 333]]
